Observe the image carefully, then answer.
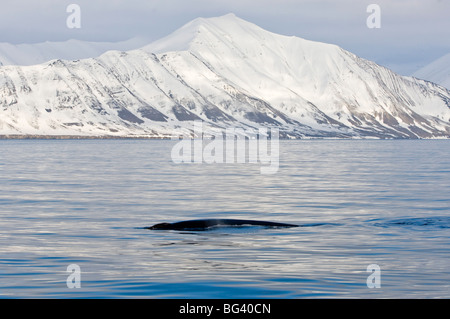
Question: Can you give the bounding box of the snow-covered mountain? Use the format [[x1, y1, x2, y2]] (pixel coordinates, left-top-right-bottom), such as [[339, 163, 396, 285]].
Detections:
[[0, 37, 149, 67], [1, 14, 450, 138], [413, 53, 450, 90]]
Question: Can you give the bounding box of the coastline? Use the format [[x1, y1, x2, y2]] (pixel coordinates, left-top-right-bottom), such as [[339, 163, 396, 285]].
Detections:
[[0, 134, 448, 140], [0, 135, 171, 140]]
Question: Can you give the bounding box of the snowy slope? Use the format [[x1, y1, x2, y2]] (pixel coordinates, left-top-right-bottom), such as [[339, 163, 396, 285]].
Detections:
[[1, 14, 450, 138], [413, 53, 450, 90], [0, 37, 149, 66]]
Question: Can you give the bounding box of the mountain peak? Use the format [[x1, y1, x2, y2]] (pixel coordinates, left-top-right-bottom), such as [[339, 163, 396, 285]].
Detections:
[[413, 53, 450, 89], [173, 13, 250, 32], [141, 13, 340, 63], [191, 13, 240, 25], [141, 13, 268, 54]]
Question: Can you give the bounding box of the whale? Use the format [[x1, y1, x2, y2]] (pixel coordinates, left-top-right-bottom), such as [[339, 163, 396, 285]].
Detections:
[[145, 219, 299, 231]]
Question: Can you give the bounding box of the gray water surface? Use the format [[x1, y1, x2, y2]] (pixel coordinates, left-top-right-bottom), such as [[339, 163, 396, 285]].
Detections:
[[0, 139, 449, 298]]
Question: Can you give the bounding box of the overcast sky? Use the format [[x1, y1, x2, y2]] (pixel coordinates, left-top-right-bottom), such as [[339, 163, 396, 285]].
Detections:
[[0, 0, 449, 75]]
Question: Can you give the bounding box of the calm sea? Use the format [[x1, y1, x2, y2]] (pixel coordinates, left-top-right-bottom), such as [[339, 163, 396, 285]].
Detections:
[[0, 139, 449, 298]]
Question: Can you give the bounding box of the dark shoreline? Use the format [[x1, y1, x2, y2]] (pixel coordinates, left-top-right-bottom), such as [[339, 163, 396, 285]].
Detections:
[[0, 134, 448, 140], [0, 135, 171, 140]]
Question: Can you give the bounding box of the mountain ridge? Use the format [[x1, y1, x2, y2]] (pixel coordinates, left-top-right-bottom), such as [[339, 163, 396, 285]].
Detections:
[[413, 53, 450, 90], [0, 37, 149, 66], [1, 14, 449, 139]]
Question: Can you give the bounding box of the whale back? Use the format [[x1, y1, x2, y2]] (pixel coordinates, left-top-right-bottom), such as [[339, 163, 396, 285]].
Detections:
[[148, 222, 173, 230], [146, 219, 298, 231]]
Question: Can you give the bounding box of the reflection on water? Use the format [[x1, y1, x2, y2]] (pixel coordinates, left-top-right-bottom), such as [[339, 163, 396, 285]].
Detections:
[[0, 139, 449, 298]]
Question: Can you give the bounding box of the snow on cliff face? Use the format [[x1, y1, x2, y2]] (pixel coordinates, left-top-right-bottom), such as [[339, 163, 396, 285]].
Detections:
[[1, 14, 450, 138], [413, 53, 450, 90]]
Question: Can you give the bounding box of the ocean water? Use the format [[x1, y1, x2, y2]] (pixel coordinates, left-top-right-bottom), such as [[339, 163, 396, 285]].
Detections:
[[0, 139, 449, 298]]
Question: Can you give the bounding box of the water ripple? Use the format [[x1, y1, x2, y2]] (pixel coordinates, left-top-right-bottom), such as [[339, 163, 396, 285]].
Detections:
[[1, 139, 449, 298]]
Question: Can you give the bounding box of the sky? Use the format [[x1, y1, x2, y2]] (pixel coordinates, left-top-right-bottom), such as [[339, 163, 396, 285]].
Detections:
[[0, 0, 449, 75]]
